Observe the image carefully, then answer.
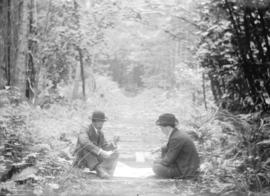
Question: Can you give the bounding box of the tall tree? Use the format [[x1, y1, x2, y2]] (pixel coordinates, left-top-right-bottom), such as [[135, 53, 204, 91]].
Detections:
[[13, 0, 30, 97]]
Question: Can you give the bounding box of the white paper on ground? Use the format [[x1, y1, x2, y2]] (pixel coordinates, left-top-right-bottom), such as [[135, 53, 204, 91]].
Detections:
[[135, 152, 145, 162], [135, 151, 153, 162], [114, 161, 154, 178]]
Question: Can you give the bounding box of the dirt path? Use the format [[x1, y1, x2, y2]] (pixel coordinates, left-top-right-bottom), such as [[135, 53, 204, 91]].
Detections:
[[2, 93, 208, 196], [46, 95, 206, 196], [103, 98, 164, 160], [55, 176, 204, 196]]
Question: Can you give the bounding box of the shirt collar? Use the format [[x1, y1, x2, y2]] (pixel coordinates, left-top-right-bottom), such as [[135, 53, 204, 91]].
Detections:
[[91, 124, 98, 134], [168, 128, 176, 140]]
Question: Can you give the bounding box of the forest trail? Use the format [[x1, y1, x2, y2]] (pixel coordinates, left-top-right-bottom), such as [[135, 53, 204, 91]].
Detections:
[[1, 0, 270, 194], [47, 93, 204, 196], [0, 88, 210, 196]]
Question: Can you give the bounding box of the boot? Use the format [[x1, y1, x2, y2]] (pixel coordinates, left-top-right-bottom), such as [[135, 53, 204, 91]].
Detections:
[[95, 165, 111, 179]]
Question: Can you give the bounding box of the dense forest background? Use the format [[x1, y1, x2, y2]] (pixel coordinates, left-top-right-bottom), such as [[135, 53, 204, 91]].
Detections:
[[0, 0, 203, 103], [0, 0, 270, 195], [2, 0, 270, 112]]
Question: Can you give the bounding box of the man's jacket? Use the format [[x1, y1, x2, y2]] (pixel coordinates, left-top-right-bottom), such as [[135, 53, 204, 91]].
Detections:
[[73, 124, 114, 169], [160, 128, 200, 177]]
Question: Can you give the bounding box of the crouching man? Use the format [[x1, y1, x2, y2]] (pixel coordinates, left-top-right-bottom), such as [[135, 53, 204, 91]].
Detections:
[[152, 113, 200, 179], [73, 111, 119, 179]]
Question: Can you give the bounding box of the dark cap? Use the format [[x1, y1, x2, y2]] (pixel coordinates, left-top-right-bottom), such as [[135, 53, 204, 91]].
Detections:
[[91, 111, 108, 121], [156, 113, 179, 127]]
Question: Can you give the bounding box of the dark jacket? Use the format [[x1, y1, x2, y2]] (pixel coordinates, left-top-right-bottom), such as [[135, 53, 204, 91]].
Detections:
[[73, 124, 114, 169], [160, 128, 200, 177]]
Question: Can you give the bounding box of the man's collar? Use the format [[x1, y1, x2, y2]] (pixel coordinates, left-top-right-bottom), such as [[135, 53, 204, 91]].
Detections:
[[91, 124, 98, 134], [168, 128, 176, 140]]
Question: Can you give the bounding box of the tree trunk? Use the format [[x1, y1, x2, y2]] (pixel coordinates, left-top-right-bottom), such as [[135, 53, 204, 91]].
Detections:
[[13, 0, 29, 97], [258, 9, 270, 59], [202, 72, 207, 110], [88, 54, 96, 92], [0, 0, 3, 88], [3, 0, 12, 86], [44, 0, 52, 35], [243, 8, 255, 63], [72, 65, 80, 99], [6, 0, 11, 86], [224, 0, 246, 62], [208, 73, 218, 104], [26, 0, 38, 102], [225, 0, 258, 106], [77, 47, 86, 100]]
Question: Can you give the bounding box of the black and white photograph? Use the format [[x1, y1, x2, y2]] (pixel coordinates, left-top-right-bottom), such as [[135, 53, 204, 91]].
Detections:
[[0, 0, 270, 195]]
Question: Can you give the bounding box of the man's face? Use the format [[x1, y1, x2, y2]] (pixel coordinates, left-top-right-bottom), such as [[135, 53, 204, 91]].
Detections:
[[93, 121, 105, 130], [160, 126, 170, 136]]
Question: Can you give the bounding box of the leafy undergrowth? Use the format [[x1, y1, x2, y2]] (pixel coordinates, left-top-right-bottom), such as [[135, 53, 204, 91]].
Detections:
[[0, 84, 270, 195], [195, 110, 270, 195]]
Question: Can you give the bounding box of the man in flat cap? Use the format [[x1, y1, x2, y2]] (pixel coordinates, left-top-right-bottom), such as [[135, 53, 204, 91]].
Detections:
[[152, 113, 200, 179], [73, 111, 119, 179]]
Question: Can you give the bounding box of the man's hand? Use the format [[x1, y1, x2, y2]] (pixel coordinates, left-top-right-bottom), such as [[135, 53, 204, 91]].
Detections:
[[112, 136, 120, 149], [150, 147, 161, 154], [113, 136, 120, 145], [99, 150, 114, 159], [153, 157, 162, 164]]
